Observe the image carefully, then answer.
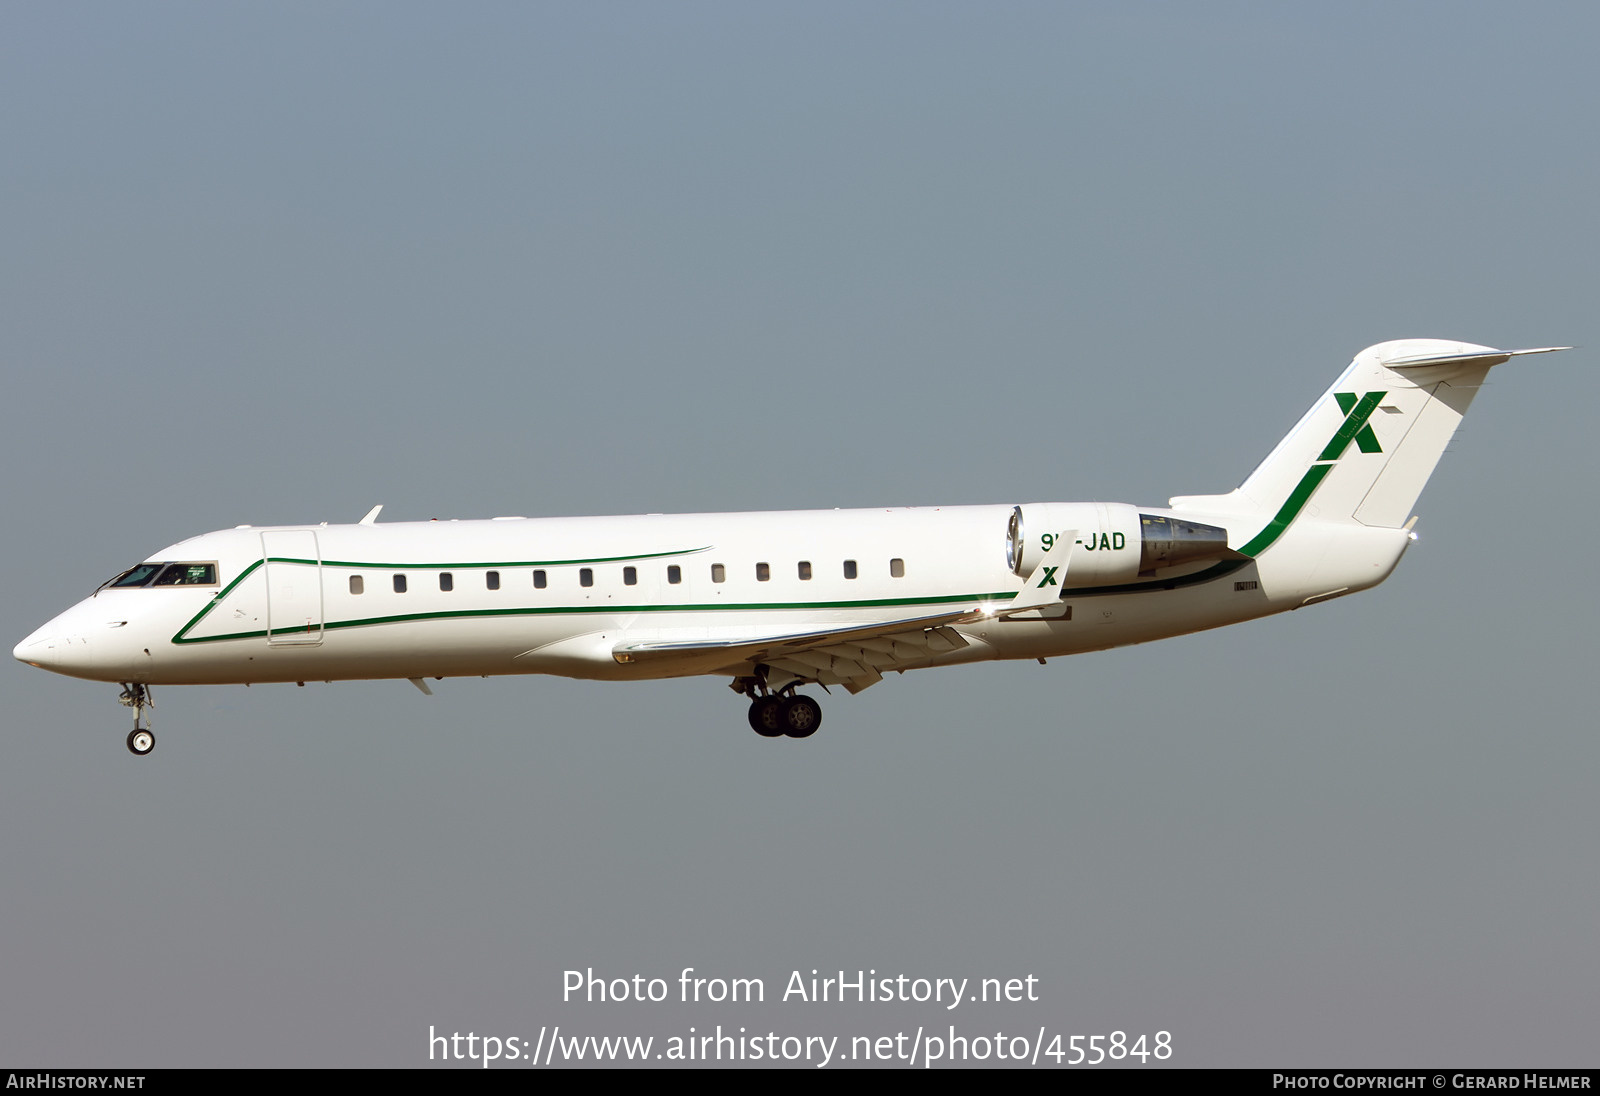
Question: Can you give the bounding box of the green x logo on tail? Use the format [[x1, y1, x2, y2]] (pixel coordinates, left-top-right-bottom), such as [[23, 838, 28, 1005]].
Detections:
[[1331, 392, 1385, 455]]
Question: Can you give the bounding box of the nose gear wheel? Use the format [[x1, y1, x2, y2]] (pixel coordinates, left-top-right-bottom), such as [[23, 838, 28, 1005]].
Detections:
[[117, 683, 155, 756]]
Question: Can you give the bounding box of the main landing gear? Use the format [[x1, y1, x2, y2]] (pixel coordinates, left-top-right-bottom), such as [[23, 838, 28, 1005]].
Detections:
[[747, 694, 822, 738], [118, 683, 155, 756], [735, 676, 822, 739]]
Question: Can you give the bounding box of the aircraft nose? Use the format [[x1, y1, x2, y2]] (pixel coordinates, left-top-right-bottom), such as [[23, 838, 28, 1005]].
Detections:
[[17, 600, 154, 682], [14, 632, 93, 672]]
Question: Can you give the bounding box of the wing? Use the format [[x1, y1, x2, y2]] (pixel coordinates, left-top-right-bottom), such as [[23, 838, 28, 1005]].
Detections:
[[612, 609, 983, 694]]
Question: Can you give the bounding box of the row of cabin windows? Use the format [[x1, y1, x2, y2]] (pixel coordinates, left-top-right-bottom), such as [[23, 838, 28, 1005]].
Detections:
[[346, 559, 907, 596]]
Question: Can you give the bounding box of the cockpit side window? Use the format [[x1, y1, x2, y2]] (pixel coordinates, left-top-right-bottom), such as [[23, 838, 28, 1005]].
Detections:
[[151, 563, 218, 586]]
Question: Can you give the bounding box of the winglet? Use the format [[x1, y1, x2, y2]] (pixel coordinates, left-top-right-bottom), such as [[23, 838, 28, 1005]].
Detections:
[[360, 505, 384, 526], [999, 531, 1077, 615], [1373, 342, 1573, 388]]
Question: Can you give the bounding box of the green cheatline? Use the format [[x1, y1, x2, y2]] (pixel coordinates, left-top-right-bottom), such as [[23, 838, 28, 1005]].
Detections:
[[300, 546, 710, 570], [171, 391, 1387, 644], [172, 586, 1017, 645], [171, 559, 1256, 645]]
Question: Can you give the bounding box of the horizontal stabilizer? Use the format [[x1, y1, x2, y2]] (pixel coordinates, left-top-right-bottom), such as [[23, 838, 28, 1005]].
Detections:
[[1382, 345, 1572, 371]]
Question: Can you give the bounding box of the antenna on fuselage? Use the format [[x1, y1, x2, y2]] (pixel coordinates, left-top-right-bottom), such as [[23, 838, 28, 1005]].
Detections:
[[359, 504, 383, 526]]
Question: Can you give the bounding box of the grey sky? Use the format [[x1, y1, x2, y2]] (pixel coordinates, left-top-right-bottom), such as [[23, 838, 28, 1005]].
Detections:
[[3, 2, 1596, 1067]]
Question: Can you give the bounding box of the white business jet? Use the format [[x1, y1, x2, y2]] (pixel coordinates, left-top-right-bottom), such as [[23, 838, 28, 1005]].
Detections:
[[15, 339, 1568, 755]]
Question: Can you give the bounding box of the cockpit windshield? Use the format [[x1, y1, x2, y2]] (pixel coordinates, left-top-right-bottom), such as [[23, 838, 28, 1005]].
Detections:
[[106, 564, 164, 588], [101, 562, 218, 590]]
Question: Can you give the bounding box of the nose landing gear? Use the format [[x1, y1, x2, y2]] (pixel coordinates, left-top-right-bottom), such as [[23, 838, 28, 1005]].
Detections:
[[118, 684, 155, 756]]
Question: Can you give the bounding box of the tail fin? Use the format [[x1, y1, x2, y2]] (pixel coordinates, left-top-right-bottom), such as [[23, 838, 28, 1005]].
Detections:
[[1171, 339, 1570, 557]]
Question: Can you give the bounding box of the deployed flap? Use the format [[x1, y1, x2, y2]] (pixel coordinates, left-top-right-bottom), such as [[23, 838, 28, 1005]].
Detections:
[[763, 624, 972, 694], [612, 610, 986, 693], [613, 609, 978, 667], [998, 530, 1076, 615]]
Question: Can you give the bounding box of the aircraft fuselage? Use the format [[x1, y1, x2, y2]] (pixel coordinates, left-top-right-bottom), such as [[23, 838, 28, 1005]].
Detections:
[[16, 339, 1567, 751]]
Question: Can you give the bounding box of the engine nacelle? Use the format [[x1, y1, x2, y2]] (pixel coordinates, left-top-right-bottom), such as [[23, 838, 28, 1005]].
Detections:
[[1006, 503, 1231, 585], [1006, 502, 1142, 585]]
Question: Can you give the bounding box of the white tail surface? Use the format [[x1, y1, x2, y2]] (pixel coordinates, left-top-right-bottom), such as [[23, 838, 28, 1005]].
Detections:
[[1171, 340, 1569, 557]]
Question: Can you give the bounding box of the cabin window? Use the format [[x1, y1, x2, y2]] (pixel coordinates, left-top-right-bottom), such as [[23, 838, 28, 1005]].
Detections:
[[890, 558, 905, 578], [623, 566, 637, 586], [349, 576, 364, 595], [486, 571, 500, 590], [580, 568, 594, 588], [533, 570, 547, 589], [439, 573, 454, 592], [667, 565, 681, 585], [711, 564, 726, 583], [843, 560, 858, 580], [797, 561, 812, 581], [150, 562, 218, 586], [756, 562, 770, 582], [393, 574, 407, 593]]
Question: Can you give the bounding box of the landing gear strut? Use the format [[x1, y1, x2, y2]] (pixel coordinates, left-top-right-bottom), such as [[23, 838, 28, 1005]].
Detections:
[[118, 683, 155, 756], [734, 676, 823, 739]]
